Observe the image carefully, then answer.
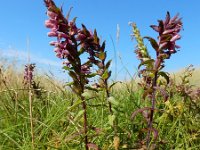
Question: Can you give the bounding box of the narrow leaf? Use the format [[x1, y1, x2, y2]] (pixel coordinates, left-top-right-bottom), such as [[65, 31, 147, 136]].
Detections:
[[62, 66, 71, 71], [131, 107, 153, 120], [99, 52, 106, 60], [85, 73, 97, 78], [108, 96, 119, 106], [78, 47, 85, 56], [74, 110, 84, 121], [65, 81, 74, 86], [105, 60, 112, 69], [108, 115, 115, 126], [102, 70, 110, 80], [138, 59, 154, 69], [158, 71, 169, 84], [100, 41, 106, 51], [109, 81, 123, 90], [66, 7, 73, 20], [144, 36, 159, 51]]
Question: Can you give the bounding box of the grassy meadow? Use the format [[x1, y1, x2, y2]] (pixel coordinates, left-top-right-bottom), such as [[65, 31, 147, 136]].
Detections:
[[0, 60, 200, 150], [0, 1, 200, 149]]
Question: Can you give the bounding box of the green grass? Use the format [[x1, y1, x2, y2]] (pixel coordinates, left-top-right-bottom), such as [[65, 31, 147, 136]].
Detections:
[[0, 63, 200, 150]]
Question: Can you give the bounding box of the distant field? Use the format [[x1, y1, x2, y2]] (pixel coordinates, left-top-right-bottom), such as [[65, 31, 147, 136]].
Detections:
[[172, 67, 200, 87]]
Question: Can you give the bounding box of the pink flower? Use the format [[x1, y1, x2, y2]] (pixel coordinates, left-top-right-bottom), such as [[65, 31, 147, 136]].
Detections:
[[76, 32, 86, 41], [170, 34, 181, 42], [23, 64, 35, 85], [45, 19, 57, 28], [47, 11, 57, 19], [69, 21, 78, 36], [47, 31, 58, 37], [150, 12, 182, 56], [81, 64, 91, 74], [58, 32, 68, 39]]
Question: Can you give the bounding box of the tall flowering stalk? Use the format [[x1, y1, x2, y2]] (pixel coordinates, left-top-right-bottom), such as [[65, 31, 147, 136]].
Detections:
[[44, 0, 111, 149], [23, 63, 35, 85], [131, 12, 183, 148], [23, 63, 35, 149]]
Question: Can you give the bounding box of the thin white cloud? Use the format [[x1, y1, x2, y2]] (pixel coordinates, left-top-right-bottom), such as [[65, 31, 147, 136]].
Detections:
[[0, 49, 61, 67]]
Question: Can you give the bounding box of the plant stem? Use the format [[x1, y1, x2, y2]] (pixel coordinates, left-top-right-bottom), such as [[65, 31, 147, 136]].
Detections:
[[29, 86, 34, 149], [104, 80, 119, 136], [105, 81, 113, 115], [146, 66, 159, 148], [81, 96, 88, 150]]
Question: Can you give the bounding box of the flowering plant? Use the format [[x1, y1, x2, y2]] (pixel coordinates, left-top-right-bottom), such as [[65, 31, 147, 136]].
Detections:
[[131, 12, 183, 148], [44, 0, 112, 149]]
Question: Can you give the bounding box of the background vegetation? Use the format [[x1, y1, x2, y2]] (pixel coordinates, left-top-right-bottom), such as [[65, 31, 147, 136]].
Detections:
[[0, 59, 200, 150]]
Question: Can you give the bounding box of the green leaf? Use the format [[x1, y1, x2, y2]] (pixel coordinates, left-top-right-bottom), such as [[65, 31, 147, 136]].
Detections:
[[66, 7, 73, 20], [158, 71, 169, 84], [144, 36, 159, 51], [67, 99, 82, 110], [74, 110, 84, 121], [105, 60, 112, 69], [78, 47, 85, 56], [85, 73, 97, 78], [72, 17, 77, 23], [65, 82, 74, 86], [108, 115, 116, 126], [81, 24, 90, 36], [108, 81, 123, 90], [93, 29, 99, 44], [102, 70, 110, 80], [99, 52, 106, 60], [108, 96, 119, 106], [82, 91, 93, 98], [138, 59, 154, 69], [62, 66, 71, 71], [101, 41, 106, 51]]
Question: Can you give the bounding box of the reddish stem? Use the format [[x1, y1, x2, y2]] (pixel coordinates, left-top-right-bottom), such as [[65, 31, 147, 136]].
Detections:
[[81, 96, 89, 150]]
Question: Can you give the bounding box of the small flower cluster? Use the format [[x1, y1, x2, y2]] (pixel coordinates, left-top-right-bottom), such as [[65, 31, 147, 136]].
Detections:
[[132, 12, 183, 90], [151, 11, 182, 59], [132, 23, 151, 62], [131, 23, 153, 89], [23, 63, 35, 85], [176, 65, 200, 100]]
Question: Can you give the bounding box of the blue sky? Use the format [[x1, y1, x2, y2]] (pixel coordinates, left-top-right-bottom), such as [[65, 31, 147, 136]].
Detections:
[[0, 0, 200, 80]]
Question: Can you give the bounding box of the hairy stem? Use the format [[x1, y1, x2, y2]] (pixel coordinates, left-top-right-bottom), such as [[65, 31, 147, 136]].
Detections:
[[81, 96, 89, 150], [146, 63, 159, 148]]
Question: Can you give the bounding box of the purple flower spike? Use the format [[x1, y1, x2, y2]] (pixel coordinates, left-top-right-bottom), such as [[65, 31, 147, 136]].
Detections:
[[23, 63, 35, 85], [151, 11, 183, 57]]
